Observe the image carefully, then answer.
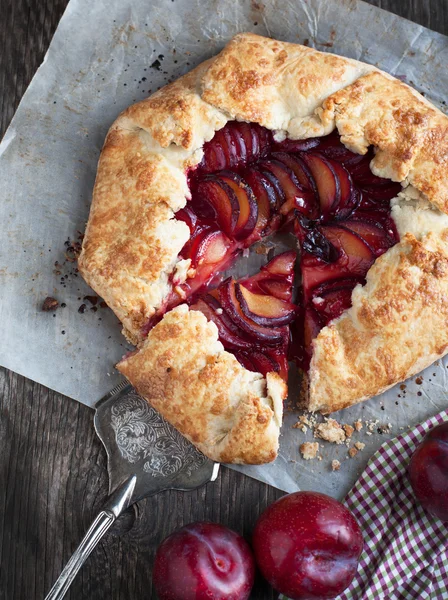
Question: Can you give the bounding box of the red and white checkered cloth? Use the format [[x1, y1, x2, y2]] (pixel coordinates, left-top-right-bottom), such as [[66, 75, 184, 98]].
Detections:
[[280, 410, 448, 600]]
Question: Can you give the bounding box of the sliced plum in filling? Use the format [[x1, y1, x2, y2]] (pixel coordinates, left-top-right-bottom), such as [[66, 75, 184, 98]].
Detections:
[[153, 121, 402, 376], [190, 251, 296, 381]]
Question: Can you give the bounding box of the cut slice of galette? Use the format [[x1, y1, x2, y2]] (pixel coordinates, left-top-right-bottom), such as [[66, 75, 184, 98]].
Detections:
[[118, 253, 294, 464], [79, 33, 448, 464]]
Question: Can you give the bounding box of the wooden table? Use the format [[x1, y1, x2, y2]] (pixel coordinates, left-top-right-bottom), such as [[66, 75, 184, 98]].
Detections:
[[1, 1, 446, 598]]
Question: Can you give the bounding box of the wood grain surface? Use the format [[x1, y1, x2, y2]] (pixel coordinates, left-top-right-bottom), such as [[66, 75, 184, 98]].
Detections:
[[0, 1, 446, 599]]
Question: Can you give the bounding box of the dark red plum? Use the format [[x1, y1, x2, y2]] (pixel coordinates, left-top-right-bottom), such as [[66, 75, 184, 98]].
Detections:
[[253, 491, 363, 600], [408, 421, 448, 521], [153, 522, 255, 600]]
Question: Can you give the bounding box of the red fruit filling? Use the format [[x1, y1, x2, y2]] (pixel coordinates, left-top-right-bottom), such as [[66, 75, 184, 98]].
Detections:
[[190, 251, 296, 380], [149, 123, 402, 378]]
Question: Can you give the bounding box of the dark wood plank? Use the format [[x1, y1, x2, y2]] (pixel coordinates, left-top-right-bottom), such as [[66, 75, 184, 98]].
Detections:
[[0, 1, 446, 599]]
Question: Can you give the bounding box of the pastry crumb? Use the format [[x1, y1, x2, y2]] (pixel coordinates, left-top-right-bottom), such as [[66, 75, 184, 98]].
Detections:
[[353, 419, 363, 432], [365, 419, 379, 433], [314, 419, 346, 444], [348, 447, 358, 458], [343, 424, 354, 438], [354, 442, 365, 451], [293, 414, 311, 432], [255, 244, 271, 255], [42, 296, 59, 311], [300, 442, 319, 460], [331, 459, 341, 471]]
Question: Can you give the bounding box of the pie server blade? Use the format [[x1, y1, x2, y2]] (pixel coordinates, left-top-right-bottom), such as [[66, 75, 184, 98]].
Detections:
[[44, 380, 220, 600]]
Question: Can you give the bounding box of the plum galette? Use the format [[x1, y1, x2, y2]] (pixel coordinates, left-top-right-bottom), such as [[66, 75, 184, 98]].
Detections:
[[79, 33, 448, 464]]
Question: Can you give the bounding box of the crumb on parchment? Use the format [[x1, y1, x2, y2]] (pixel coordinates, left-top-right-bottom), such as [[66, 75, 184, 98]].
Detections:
[[300, 442, 319, 460], [343, 424, 354, 438], [42, 296, 59, 311], [293, 414, 313, 433], [314, 419, 346, 444]]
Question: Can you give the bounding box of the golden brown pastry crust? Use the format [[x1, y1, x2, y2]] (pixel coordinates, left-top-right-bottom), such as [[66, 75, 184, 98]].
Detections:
[[79, 33, 448, 341], [117, 305, 286, 464], [309, 231, 448, 413], [79, 33, 448, 459]]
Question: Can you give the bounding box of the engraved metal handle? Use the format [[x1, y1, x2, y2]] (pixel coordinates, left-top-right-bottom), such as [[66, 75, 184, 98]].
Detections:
[[44, 476, 137, 600]]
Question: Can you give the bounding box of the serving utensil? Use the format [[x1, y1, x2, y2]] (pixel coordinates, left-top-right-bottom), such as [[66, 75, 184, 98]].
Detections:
[[45, 381, 219, 600]]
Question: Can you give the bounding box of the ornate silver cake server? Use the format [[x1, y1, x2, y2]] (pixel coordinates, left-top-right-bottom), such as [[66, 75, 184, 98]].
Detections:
[[45, 381, 220, 600]]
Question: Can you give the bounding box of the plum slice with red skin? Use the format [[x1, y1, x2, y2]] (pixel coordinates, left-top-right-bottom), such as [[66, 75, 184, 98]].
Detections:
[[244, 168, 282, 235], [256, 159, 313, 217], [233, 350, 257, 372], [198, 122, 272, 173], [343, 218, 396, 256], [334, 187, 362, 221], [200, 137, 227, 172], [301, 225, 374, 302], [177, 228, 236, 300], [361, 182, 402, 202], [346, 153, 394, 187], [263, 250, 296, 278], [235, 349, 288, 379], [273, 137, 321, 153], [219, 278, 285, 346], [241, 251, 296, 300], [318, 136, 365, 165], [213, 128, 236, 168], [251, 349, 287, 379], [194, 178, 239, 235], [311, 278, 363, 324], [175, 206, 198, 234], [194, 230, 232, 266], [191, 297, 254, 350], [302, 153, 340, 219], [312, 287, 353, 323], [257, 279, 292, 301], [330, 161, 352, 213], [271, 152, 318, 195], [246, 350, 281, 375], [258, 164, 286, 209], [236, 283, 297, 327], [238, 122, 254, 159], [229, 125, 248, 165], [217, 172, 258, 240], [179, 226, 210, 262], [241, 250, 295, 290], [355, 211, 399, 244]]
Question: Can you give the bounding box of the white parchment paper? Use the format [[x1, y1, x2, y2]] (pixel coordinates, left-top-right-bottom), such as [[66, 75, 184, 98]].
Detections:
[[1, 0, 448, 498]]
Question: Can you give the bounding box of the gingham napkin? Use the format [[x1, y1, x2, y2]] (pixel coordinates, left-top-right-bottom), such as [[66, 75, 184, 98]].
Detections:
[[279, 410, 448, 600]]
